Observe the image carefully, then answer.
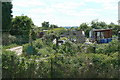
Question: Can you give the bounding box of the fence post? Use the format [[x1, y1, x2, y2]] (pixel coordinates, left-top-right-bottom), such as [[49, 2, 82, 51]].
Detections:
[[118, 31, 120, 41]]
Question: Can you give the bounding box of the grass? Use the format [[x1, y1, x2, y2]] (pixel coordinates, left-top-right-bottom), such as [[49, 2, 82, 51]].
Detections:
[[3, 44, 19, 49]]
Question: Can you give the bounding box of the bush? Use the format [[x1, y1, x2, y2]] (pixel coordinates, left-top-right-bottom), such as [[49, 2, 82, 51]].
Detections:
[[33, 39, 44, 49], [2, 50, 18, 78], [2, 50, 51, 78], [4, 35, 119, 78], [96, 40, 120, 55], [38, 47, 56, 57], [49, 53, 119, 78], [57, 41, 78, 54], [2, 50, 119, 78], [23, 43, 37, 55], [3, 44, 18, 49], [2, 33, 16, 45], [15, 35, 29, 45]]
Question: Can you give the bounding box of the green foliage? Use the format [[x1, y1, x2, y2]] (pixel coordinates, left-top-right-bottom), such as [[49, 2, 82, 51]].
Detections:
[[43, 33, 56, 42], [2, 33, 16, 45], [33, 39, 44, 49], [2, 50, 17, 78], [44, 28, 66, 42], [47, 27, 66, 36], [2, 48, 119, 78], [2, 28, 120, 78], [2, 50, 51, 78], [77, 20, 120, 37], [78, 23, 92, 37], [23, 43, 37, 55], [23, 39, 56, 56], [49, 53, 119, 78], [42, 21, 49, 29], [10, 15, 34, 44], [91, 21, 107, 29], [11, 15, 34, 34], [3, 44, 18, 49], [59, 37, 68, 40], [79, 23, 88, 31], [112, 25, 120, 36], [57, 41, 78, 54], [38, 47, 56, 57], [2, 2, 13, 32], [96, 40, 120, 54], [50, 24, 58, 28], [81, 39, 120, 55]]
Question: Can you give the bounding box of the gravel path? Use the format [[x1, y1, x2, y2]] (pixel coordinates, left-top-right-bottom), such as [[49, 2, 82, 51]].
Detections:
[[6, 46, 23, 56]]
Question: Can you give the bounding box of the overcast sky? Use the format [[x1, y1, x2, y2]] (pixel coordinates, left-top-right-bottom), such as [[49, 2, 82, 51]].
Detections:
[[12, 0, 119, 27]]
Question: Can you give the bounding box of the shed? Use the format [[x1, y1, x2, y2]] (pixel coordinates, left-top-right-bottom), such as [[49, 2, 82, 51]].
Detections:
[[90, 29, 112, 43]]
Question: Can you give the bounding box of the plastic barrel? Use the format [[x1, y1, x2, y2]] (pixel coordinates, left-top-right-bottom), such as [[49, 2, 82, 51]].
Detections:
[[102, 39, 105, 43], [104, 39, 108, 43], [107, 38, 112, 43], [100, 39, 104, 43]]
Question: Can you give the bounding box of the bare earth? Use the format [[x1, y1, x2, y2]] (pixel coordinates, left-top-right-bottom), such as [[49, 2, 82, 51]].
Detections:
[[6, 46, 23, 56]]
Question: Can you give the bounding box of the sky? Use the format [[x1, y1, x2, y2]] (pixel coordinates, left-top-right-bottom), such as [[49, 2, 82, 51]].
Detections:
[[12, 0, 119, 27]]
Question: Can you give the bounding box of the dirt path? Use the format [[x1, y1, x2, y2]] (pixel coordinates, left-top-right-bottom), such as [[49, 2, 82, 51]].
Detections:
[[6, 46, 23, 56]]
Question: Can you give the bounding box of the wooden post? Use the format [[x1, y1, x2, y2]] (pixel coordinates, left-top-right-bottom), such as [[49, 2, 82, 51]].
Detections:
[[51, 57, 53, 78], [118, 31, 120, 41]]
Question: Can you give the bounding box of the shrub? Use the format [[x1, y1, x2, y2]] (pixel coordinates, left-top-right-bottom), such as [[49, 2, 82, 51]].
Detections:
[[2, 50, 119, 78], [23, 43, 37, 55], [2, 50, 18, 78], [57, 41, 78, 54], [96, 40, 120, 55], [2, 33, 16, 45], [3, 44, 18, 49], [33, 39, 44, 49], [2, 50, 51, 78]]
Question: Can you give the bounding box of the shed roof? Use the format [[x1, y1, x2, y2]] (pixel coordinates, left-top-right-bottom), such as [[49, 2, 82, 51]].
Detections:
[[93, 29, 112, 32]]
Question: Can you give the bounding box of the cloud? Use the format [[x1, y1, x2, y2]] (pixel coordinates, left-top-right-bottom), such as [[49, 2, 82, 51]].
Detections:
[[84, 0, 117, 3], [85, 0, 119, 10], [50, 2, 100, 17], [53, 2, 86, 10], [12, 0, 45, 8], [12, 0, 118, 26], [102, 2, 118, 10]]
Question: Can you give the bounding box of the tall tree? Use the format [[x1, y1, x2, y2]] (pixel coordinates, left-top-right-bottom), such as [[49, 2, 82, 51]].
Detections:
[[2, 2, 13, 32], [42, 21, 49, 28], [99, 21, 107, 28], [10, 15, 34, 35], [91, 21, 107, 29], [91, 21, 99, 29], [10, 15, 34, 43], [79, 23, 88, 31], [78, 23, 92, 38]]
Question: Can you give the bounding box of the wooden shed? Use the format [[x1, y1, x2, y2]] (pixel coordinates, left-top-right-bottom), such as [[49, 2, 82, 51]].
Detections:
[[90, 29, 112, 43]]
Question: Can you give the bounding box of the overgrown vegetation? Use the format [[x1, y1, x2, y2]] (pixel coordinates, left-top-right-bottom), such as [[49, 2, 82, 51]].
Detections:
[[2, 2, 120, 79], [2, 39, 120, 78]]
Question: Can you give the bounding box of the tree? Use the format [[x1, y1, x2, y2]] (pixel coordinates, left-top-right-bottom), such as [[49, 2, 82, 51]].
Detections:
[[91, 21, 99, 29], [79, 23, 88, 31], [42, 21, 49, 28], [50, 24, 58, 28], [91, 21, 107, 29], [112, 25, 120, 36], [107, 23, 120, 36], [10, 15, 34, 44], [2, 2, 13, 32], [99, 21, 107, 28], [78, 23, 92, 37]]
